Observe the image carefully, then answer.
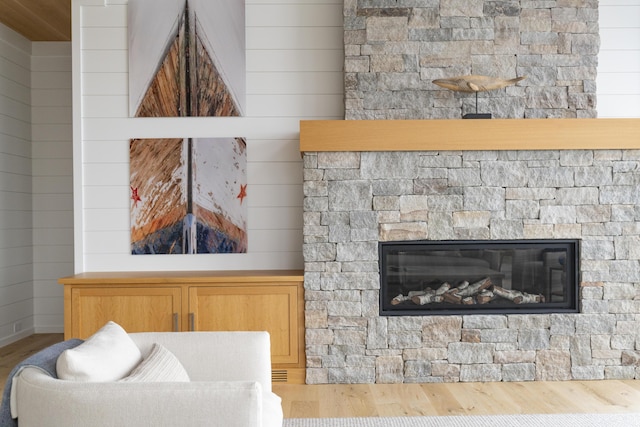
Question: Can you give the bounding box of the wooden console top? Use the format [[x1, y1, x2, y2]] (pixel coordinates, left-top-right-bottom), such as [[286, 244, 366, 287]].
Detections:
[[59, 270, 304, 285]]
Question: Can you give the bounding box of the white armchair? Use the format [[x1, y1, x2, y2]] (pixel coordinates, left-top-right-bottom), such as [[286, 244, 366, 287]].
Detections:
[[14, 331, 283, 427]]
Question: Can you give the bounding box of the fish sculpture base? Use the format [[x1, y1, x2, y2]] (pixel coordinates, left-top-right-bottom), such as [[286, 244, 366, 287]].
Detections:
[[463, 113, 492, 119]]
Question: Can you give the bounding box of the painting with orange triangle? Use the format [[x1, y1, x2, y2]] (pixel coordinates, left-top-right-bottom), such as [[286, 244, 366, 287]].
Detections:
[[128, 0, 245, 118], [130, 137, 247, 254]]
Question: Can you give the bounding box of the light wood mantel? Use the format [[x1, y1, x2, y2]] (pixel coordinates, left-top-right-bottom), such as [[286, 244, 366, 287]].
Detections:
[[299, 118, 640, 152]]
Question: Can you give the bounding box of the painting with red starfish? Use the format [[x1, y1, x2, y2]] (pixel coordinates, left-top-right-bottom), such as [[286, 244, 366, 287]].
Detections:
[[130, 137, 247, 254]]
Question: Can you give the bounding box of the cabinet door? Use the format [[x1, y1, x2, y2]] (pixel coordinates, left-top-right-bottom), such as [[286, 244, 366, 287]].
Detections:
[[70, 287, 181, 339], [189, 284, 300, 365]]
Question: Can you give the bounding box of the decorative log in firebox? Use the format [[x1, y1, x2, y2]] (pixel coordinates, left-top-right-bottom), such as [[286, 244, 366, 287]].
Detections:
[[379, 239, 579, 316], [391, 276, 545, 307]]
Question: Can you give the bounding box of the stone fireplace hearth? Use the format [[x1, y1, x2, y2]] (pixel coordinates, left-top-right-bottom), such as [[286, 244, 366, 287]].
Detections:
[[301, 122, 640, 384]]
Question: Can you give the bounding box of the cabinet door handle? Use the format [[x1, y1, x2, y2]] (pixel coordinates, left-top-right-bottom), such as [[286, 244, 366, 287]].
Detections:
[[173, 313, 179, 332], [189, 313, 195, 331]]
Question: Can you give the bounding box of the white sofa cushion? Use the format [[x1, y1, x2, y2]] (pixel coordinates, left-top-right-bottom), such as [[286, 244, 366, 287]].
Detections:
[[56, 321, 142, 382], [121, 343, 190, 382]]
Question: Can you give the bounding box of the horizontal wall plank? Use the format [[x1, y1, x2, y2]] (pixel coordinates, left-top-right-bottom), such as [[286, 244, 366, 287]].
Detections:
[[248, 72, 343, 95], [248, 139, 301, 162], [81, 117, 303, 140], [0, 56, 30, 86], [82, 72, 127, 95], [248, 162, 302, 185], [31, 124, 71, 142], [83, 163, 129, 186], [32, 71, 73, 89], [31, 56, 71, 72], [597, 73, 640, 94], [81, 28, 127, 50], [599, 5, 640, 27], [31, 140, 72, 158], [81, 50, 127, 72], [31, 107, 72, 125], [84, 209, 129, 231], [247, 94, 344, 118], [247, 27, 343, 50], [0, 247, 33, 269], [0, 171, 31, 193], [32, 89, 72, 107], [247, 4, 343, 27], [33, 262, 74, 281], [0, 229, 31, 249], [82, 251, 303, 272], [600, 28, 640, 50], [247, 50, 343, 72], [597, 51, 640, 72], [0, 265, 31, 285], [0, 191, 30, 211], [32, 228, 74, 246], [33, 298, 63, 315], [0, 210, 31, 229], [82, 95, 127, 117], [0, 283, 33, 306], [0, 135, 30, 157], [32, 246, 73, 263], [80, 4, 126, 27], [598, 96, 640, 118]]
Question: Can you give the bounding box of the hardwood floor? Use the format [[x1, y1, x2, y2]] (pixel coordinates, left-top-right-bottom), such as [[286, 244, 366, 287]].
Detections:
[[0, 333, 64, 389], [3, 334, 640, 419], [273, 380, 640, 418]]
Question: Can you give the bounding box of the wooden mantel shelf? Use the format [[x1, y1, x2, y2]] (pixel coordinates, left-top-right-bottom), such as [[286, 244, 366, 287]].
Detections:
[[299, 118, 640, 152]]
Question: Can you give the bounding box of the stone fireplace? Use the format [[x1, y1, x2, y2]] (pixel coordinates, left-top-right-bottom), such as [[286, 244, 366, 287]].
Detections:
[[344, 0, 599, 119], [300, 0, 639, 385], [302, 126, 640, 384]]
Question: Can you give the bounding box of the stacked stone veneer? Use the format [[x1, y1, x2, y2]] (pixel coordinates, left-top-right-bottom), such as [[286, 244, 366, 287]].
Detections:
[[344, 0, 599, 119], [303, 149, 640, 383]]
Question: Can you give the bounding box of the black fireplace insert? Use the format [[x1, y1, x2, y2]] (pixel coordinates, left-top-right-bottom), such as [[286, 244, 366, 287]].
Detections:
[[379, 239, 580, 315]]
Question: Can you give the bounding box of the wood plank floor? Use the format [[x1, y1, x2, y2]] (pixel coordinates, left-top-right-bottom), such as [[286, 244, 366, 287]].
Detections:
[[3, 334, 640, 419], [0, 333, 64, 388], [273, 380, 640, 418]]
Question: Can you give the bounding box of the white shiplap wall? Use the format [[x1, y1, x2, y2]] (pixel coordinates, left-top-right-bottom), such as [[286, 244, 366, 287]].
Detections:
[[0, 25, 34, 346], [74, 0, 343, 272], [31, 42, 73, 333], [0, 0, 637, 344], [597, 0, 640, 117]]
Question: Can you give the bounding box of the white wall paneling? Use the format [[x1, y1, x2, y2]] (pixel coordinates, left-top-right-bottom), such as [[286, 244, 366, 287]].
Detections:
[[31, 41, 73, 333], [72, 0, 343, 273], [0, 24, 34, 345], [0, 0, 636, 344], [597, 0, 640, 117]]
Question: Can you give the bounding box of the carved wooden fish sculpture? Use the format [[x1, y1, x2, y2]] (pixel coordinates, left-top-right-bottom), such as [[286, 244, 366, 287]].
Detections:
[[432, 75, 526, 93]]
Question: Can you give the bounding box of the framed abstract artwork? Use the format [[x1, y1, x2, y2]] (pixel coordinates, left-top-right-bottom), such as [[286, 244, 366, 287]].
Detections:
[[128, 0, 245, 117], [130, 137, 247, 254]]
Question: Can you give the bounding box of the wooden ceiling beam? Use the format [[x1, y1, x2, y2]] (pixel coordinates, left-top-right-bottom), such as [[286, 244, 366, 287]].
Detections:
[[0, 0, 71, 41]]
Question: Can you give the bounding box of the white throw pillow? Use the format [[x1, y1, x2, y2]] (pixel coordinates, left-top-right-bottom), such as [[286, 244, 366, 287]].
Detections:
[[56, 321, 142, 382], [120, 343, 190, 382]]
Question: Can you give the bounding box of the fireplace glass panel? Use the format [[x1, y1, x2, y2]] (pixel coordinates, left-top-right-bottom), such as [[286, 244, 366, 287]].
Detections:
[[379, 239, 579, 315]]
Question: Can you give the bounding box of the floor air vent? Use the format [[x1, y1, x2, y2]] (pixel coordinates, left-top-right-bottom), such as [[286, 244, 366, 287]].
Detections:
[[272, 369, 288, 383]]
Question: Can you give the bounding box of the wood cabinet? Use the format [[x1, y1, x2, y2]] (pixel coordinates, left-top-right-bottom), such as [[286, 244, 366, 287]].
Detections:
[[59, 270, 305, 384], [69, 286, 182, 337]]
